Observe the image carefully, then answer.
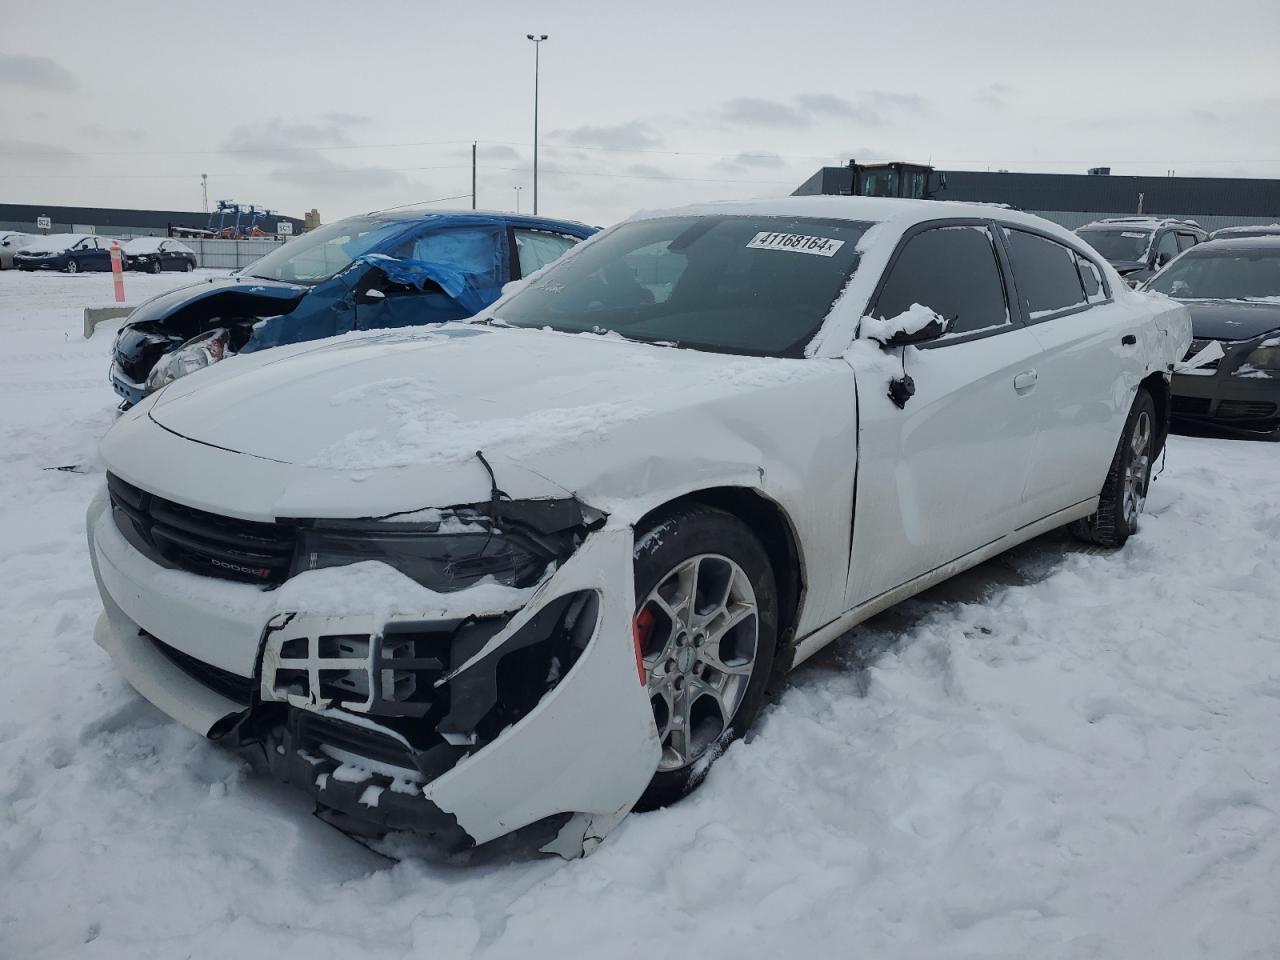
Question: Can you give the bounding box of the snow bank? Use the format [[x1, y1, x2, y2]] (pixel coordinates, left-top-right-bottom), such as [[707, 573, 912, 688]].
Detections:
[[1, 270, 1277, 959]]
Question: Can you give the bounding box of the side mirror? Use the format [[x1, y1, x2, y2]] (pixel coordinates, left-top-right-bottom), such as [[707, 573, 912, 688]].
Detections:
[[876, 314, 950, 348]]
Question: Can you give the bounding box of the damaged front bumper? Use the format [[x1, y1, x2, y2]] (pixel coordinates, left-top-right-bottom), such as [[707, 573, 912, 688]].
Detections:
[[87, 486, 660, 856]]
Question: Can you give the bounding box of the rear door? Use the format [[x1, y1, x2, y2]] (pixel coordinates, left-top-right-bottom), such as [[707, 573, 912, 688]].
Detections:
[[845, 220, 1044, 607], [1001, 226, 1148, 521]]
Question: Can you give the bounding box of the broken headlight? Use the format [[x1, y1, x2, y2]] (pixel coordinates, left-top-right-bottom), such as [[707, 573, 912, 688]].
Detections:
[[145, 327, 231, 393], [295, 515, 553, 592], [1243, 343, 1280, 371]]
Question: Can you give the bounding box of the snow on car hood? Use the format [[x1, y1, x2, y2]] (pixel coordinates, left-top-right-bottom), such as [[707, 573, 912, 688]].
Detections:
[[145, 323, 844, 514]]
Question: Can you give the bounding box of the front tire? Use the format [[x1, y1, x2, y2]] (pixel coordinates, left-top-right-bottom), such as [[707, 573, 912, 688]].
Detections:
[[65, 258, 80, 274], [632, 505, 778, 809], [1071, 388, 1156, 548], [183, 260, 194, 272], [150, 259, 162, 274]]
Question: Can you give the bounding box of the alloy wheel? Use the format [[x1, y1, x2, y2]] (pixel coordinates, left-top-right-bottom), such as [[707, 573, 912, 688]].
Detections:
[[1123, 410, 1152, 528], [635, 553, 760, 772]]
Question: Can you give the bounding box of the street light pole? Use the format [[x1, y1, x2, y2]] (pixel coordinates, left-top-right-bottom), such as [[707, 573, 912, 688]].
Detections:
[[526, 33, 547, 215], [514, 185, 522, 214]]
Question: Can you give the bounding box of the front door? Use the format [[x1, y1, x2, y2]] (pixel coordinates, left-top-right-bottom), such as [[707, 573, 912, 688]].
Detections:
[[845, 222, 1042, 608]]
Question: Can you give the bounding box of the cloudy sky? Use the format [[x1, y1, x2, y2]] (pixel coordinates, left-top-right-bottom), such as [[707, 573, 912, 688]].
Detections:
[[3, 0, 1279, 226]]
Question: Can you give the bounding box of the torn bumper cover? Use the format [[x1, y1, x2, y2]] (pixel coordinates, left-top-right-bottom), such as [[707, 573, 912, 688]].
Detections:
[[87, 486, 660, 854]]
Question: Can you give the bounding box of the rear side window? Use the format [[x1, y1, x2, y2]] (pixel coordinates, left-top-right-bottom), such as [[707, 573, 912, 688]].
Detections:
[[1075, 252, 1107, 303], [1175, 232, 1197, 251], [1004, 229, 1088, 318], [874, 225, 1009, 336]]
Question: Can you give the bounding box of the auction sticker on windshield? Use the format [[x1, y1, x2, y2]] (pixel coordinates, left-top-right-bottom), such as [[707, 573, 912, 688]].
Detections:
[[746, 232, 846, 257]]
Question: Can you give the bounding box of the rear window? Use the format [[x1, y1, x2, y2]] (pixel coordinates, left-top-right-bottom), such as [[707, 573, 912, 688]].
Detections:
[[497, 215, 871, 357], [1004, 229, 1088, 318]]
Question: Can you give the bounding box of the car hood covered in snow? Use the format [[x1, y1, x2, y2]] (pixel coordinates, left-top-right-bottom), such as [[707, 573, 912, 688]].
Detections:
[[131, 322, 856, 524]]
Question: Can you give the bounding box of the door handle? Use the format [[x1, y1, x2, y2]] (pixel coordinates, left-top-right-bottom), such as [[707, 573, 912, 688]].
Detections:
[[1121, 334, 1137, 346], [1013, 370, 1038, 393]]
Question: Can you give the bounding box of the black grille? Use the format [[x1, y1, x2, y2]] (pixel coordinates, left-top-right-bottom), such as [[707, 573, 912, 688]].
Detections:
[[295, 712, 419, 770], [1172, 396, 1212, 416], [148, 633, 255, 705], [108, 473, 296, 586], [1216, 400, 1278, 421], [1183, 339, 1221, 371]]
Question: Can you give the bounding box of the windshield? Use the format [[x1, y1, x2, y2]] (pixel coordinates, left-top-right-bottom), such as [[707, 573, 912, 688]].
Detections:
[[1147, 247, 1280, 300], [1077, 227, 1152, 262], [241, 217, 405, 284], [495, 215, 871, 357]]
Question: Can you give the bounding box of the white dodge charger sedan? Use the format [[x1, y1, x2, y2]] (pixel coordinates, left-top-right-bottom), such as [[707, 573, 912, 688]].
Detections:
[[87, 196, 1190, 856]]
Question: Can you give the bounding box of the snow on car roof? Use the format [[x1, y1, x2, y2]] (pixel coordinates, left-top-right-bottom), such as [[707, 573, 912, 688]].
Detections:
[[122, 237, 193, 254], [628, 194, 1086, 244]]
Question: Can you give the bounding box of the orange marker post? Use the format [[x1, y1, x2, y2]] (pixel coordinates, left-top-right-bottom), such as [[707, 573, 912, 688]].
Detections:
[[109, 240, 126, 303]]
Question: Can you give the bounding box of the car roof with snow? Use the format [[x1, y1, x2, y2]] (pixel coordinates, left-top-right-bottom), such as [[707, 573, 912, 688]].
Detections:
[[1185, 235, 1280, 253], [628, 194, 1089, 244]]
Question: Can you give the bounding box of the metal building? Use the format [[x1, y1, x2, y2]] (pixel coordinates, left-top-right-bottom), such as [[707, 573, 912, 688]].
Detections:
[[0, 203, 304, 238], [793, 166, 1280, 233]]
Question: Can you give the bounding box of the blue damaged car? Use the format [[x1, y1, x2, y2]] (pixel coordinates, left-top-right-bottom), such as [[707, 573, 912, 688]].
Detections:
[[109, 209, 596, 408]]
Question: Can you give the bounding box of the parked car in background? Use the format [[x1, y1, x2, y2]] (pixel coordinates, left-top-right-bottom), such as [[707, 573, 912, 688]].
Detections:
[[0, 231, 36, 269], [1145, 235, 1280, 438], [88, 196, 1189, 855], [108, 209, 596, 408], [14, 234, 118, 273], [1208, 223, 1280, 242], [1077, 217, 1207, 286], [123, 238, 197, 273]]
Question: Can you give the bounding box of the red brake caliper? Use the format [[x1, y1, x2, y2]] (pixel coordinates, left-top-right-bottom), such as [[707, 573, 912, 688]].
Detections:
[[631, 606, 655, 685]]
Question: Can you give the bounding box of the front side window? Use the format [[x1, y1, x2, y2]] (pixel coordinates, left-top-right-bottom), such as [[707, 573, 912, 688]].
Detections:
[[1146, 247, 1280, 300], [1004, 229, 1088, 318], [241, 217, 406, 284], [514, 229, 579, 277], [1175, 232, 1198, 251], [1154, 231, 1180, 264], [874, 225, 1010, 336], [1077, 227, 1152, 263], [496, 215, 871, 357]]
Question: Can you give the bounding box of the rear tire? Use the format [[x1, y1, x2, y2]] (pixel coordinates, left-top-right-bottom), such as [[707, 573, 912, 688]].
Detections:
[[632, 505, 778, 809], [1070, 388, 1156, 548]]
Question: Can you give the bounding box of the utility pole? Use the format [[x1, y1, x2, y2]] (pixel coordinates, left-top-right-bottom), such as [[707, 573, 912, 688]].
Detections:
[[526, 34, 547, 215], [201, 173, 208, 214], [471, 142, 477, 210]]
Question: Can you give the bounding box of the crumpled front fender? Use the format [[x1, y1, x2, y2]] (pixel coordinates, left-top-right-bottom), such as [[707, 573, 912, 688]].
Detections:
[[422, 524, 660, 854]]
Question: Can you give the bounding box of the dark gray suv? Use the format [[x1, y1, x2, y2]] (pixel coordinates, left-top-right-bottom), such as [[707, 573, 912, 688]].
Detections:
[[1077, 217, 1207, 287]]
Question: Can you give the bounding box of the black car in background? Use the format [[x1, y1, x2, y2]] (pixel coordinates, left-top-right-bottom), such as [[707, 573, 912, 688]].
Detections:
[[123, 238, 197, 273], [13, 234, 116, 273], [1145, 236, 1280, 439], [1208, 224, 1280, 241], [1077, 217, 1207, 287]]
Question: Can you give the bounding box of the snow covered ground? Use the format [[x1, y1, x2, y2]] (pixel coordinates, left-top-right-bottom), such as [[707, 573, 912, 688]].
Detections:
[[1, 269, 1277, 959]]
